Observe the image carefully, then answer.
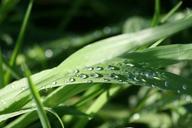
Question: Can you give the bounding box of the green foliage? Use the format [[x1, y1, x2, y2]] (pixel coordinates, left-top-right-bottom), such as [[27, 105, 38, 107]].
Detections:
[[1, 0, 192, 128]]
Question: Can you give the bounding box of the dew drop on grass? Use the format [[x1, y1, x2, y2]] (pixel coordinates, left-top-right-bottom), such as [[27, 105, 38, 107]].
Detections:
[[79, 74, 89, 79], [107, 65, 119, 70], [86, 67, 94, 71], [177, 90, 181, 94], [110, 73, 119, 79], [90, 73, 103, 78], [86, 80, 93, 83], [104, 78, 110, 82], [69, 78, 76, 82], [182, 85, 187, 90], [95, 66, 103, 71], [52, 81, 57, 85], [74, 69, 79, 74]]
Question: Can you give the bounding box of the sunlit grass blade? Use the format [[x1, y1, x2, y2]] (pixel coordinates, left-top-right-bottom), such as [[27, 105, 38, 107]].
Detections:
[[22, 63, 51, 128], [74, 86, 121, 128], [4, 0, 33, 85], [0, 49, 4, 88], [151, 0, 160, 26], [161, 1, 183, 23]]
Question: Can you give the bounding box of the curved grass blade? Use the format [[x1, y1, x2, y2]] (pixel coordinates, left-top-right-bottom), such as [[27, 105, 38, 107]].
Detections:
[[23, 64, 51, 128]]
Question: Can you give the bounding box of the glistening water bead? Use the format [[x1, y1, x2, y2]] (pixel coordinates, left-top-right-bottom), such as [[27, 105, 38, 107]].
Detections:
[[90, 73, 103, 78], [95, 66, 103, 71], [69, 78, 75, 82], [86, 67, 94, 71], [79, 74, 89, 79], [107, 65, 119, 70]]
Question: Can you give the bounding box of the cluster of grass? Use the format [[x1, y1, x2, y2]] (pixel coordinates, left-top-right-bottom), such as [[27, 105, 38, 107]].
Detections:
[[1, 0, 192, 128]]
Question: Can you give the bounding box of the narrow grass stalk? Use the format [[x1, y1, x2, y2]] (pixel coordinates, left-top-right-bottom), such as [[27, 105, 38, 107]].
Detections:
[[161, 1, 183, 23], [22, 63, 51, 128], [150, 1, 183, 48], [2, 58, 21, 79], [0, 49, 4, 88], [74, 86, 121, 128], [151, 0, 161, 26], [4, 0, 33, 84], [46, 109, 64, 128]]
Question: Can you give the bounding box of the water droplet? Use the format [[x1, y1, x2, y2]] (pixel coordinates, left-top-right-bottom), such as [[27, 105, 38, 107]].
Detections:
[[86, 67, 94, 71], [165, 81, 168, 87], [79, 74, 89, 79], [107, 65, 119, 70], [110, 73, 119, 79], [126, 63, 134, 67], [104, 78, 110, 82], [133, 77, 139, 81], [90, 73, 103, 78], [119, 79, 123, 82], [95, 66, 103, 71], [153, 76, 161, 80], [141, 79, 146, 82], [52, 81, 57, 85], [86, 80, 93, 83], [69, 78, 76, 82], [74, 69, 79, 74], [177, 90, 181, 94], [21, 86, 26, 91], [182, 85, 187, 90]]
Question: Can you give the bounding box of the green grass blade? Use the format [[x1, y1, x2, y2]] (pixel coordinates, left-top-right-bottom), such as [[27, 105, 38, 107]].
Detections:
[[74, 86, 120, 128], [0, 49, 4, 88], [4, 0, 33, 84], [22, 64, 51, 128], [151, 0, 160, 26], [46, 109, 64, 128], [161, 1, 183, 23], [0, 108, 35, 122]]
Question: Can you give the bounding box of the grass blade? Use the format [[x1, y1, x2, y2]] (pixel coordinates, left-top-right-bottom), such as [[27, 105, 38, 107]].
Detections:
[[4, 0, 33, 84], [0, 49, 4, 88], [22, 64, 51, 128], [151, 0, 160, 26], [161, 1, 183, 23]]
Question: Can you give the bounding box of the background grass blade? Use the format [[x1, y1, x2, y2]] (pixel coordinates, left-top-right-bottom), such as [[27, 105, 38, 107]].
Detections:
[[151, 0, 161, 26], [22, 63, 51, 128], [161, 1, 183, 23], [0, 49, 4, 88], [4, 0, 33, 85]]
